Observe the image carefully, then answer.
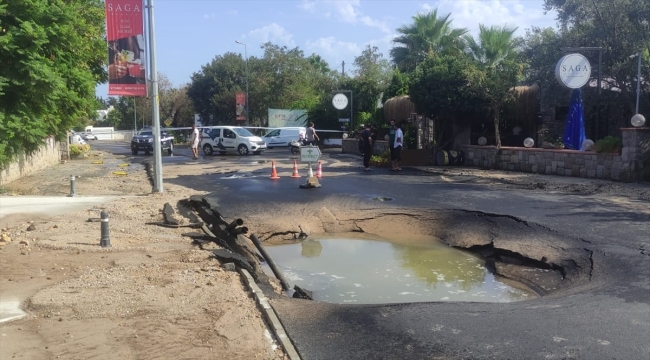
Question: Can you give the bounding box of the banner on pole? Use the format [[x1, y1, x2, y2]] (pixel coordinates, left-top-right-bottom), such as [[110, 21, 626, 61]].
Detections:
[[105, 0, 147, 96], [236, 92, 246, 121]]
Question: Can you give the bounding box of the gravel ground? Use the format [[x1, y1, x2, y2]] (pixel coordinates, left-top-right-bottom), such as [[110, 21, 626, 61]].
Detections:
[[0, 150, 288, 360]]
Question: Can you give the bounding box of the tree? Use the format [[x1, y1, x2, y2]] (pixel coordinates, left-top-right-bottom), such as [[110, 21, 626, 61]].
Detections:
[[465, 25, 523, 148], [351, 45, 392, 123], [390, 9, 468, 72], [308, 54, 331, 74], [0, 0, 106, 168], [409, 54, 485, 147], [542, 0, 650, 116]]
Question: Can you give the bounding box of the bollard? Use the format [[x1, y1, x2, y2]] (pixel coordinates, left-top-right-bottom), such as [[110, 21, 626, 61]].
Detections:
[[68, 175, 77, 197], [100, 210, 111, 247]]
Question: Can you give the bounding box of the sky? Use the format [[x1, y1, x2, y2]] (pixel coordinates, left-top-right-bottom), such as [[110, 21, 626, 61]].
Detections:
[[96, 0, 558, 99]]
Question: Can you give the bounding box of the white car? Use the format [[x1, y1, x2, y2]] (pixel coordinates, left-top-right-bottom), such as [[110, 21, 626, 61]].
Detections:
[[200, 126, 266, 155], [263, 127, 306, 148], [83, 133, 97, 141]]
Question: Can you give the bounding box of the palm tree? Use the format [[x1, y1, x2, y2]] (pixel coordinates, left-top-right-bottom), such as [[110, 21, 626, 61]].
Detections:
[[464, 24, 519, 67], [464, 25, 521, 149], [390, 9, 468, 72], [308, 54, 331, 74]]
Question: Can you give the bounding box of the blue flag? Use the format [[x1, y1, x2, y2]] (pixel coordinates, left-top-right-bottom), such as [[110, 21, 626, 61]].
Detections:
[[562, 89, 586, 150]]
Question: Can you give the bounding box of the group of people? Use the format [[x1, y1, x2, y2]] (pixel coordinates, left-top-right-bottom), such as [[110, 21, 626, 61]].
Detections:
[[360, 119, 404, 172]]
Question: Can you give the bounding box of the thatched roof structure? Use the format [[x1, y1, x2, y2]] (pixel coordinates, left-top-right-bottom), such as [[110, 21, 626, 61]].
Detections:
[[502, 83, 540, 132], [383, 95, 416, 123]]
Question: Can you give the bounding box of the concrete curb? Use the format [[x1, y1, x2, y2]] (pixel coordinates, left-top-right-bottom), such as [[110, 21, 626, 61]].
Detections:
[[239, 269, 301, 360]]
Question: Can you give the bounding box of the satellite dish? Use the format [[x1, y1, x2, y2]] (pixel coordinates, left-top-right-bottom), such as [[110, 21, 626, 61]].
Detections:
[[478, 137, 487, 146], [523, 138, 534, 148]]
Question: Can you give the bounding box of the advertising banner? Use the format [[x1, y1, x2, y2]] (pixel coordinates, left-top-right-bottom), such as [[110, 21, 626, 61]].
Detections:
[[105, 0, 147, 96], [268, 109, 308, 128], [236, 92, 246, 121]]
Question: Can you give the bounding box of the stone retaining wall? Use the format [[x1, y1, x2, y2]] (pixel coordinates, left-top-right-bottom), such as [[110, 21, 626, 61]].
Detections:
[[461, 128, 650, 181], [1, 137, 62, 186]]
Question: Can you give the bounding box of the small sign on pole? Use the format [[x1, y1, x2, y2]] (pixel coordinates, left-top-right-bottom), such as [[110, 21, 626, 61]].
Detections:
[[299, 146, 321, 163]]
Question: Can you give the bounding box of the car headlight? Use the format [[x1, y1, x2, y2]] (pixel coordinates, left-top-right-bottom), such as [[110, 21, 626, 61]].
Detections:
[[148, 138, 153, 143]]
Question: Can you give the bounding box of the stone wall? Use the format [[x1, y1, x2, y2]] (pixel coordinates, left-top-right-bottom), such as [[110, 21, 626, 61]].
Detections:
[[461, 128, 650, 182], [1, 138, 63, 186]]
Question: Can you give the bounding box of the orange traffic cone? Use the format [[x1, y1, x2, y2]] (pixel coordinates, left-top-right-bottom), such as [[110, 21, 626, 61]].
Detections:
[[270, 161, 281, 179], [291, 160, 301, 178], [315, 161, 323, 178]]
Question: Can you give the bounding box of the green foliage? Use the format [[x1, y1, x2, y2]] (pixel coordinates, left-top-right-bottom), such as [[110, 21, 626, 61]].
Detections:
[[534, 0, 650, 116], [594, 136, 622, 153], [0, 0, 106, 168], [370, 150, 390, 164], [69, 143, 91, 157], [390, 9, 468, 72], [385, 69, 411, 99]]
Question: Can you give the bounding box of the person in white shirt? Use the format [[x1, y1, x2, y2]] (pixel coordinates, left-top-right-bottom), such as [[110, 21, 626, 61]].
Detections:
[[191, 124, 200, 159], [392, 121, 404, 171]]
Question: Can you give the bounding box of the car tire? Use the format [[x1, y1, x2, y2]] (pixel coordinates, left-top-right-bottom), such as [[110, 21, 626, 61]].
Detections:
[[238, 144, 249, 155], [167, 143, 173, 156], [203, 144, 213, 156], [132, 148, 138, 155]]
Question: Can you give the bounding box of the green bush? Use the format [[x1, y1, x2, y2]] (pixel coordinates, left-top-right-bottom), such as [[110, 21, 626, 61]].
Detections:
[[594, 136, 622, 153], [70, 144, 91, 157]]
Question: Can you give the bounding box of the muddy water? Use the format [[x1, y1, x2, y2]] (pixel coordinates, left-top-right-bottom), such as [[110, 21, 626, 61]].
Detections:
[[263, 233, 536, 304]]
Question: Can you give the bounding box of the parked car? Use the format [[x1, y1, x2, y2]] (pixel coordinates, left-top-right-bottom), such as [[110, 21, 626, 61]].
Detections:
[[83, 133, 97, 141], [200, 126, 266, 155], [70, 134, 86, 145], [262, 127, 306, 149], [130, 129, 174, 156]]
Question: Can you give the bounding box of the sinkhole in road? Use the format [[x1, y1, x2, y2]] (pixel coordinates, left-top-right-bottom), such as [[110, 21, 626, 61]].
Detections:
[[262, 232, 536, 304]]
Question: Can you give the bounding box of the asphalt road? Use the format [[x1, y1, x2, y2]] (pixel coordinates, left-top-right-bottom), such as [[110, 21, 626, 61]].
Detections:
[[97, 140, 650, 360]]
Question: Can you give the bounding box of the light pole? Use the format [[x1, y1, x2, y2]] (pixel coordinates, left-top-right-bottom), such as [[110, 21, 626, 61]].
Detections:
[[235, 40, 249, 126], [631, 52, 641, 114]]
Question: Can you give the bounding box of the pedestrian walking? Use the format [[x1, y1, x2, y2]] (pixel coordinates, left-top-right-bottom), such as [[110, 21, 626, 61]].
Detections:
[[305, 122, 319, 146], [191, 124, 200, 159]]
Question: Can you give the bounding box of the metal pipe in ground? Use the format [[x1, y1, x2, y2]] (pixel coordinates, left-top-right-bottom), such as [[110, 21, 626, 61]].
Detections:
[[100, 210, 111, 247], [250, 234, 290, 291], [68, 175, 77, 197]]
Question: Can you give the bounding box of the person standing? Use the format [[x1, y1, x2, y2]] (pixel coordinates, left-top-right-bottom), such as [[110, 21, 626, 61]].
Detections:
[[388, 119, 396, 170], [305, 122, 319, 146], [191, 124, 200, 159], [361, 124, 373, 171], [391, 121, 404, 171]]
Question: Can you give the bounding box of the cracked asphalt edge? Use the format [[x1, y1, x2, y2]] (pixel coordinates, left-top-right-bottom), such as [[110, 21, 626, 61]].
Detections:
[[239, 268, 301, 360]]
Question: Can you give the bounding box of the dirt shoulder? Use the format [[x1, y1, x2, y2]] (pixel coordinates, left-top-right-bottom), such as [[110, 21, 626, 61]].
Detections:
[[0, 151, 287, 360]]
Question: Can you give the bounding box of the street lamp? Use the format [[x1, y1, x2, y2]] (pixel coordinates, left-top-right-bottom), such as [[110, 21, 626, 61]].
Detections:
[[235, 40, 249, 126]]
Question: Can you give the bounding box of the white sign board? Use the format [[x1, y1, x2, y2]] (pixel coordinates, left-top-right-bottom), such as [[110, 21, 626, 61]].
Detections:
[[332, 93, 349, 110], [555, 53, 591, 89], [300, 146, 321, 163]]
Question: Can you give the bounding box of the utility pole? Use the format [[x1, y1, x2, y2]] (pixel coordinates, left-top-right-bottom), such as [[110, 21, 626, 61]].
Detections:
[[146, 0, 163, 193], [341, 61, 345, 76], [235, 41, 250, 126]]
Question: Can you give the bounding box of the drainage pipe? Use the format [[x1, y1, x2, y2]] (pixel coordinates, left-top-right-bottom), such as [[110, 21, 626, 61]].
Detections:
[[229, 226, 249, 236], [225, 218, 244, 232], [250, 234, 290, 291]]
